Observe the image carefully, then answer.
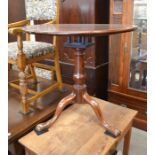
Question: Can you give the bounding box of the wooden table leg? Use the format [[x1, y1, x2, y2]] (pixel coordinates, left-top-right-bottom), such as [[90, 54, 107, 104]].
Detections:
[[35, 92, 76, 134], [123, 127, 132, 155], [83, 92, 121, 137]]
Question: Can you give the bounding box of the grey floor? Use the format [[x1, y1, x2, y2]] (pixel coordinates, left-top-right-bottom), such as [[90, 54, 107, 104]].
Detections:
[[117, 127, 147, 155]]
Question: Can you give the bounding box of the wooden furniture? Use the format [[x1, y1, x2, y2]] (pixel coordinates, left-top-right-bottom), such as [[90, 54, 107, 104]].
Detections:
[[8, 0, 63, 114], [8, 70, 72, 155], [23, 24, 136, 137], [35, 0, 110, 99], [108, 0, 147, 130], [19, 97, 137, 155]]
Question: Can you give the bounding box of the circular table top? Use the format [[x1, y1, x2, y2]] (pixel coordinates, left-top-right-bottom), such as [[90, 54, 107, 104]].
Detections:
[[23, 24, 136, 36]]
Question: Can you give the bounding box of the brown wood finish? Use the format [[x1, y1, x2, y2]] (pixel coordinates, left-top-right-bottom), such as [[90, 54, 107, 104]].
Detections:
[[123, 128, 132, 155], [35, 0, 110, 99], [19, 98, 137, 155], [108, 92, 147, 130], [8, 71, 72, 155], [23, 23, 136, 137], [8, 0, 26, 23], [8, 0, 26, 42], [35, 47, 120, 137], [8, 73, 71, 143], [36, 47, 120, 137], [108, 0, 147, 130], [59, 0, 110, 67], [23, 24, 136, 36], [39, 56, 109, 97]]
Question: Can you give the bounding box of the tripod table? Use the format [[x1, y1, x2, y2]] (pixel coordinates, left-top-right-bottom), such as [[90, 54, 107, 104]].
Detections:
[[23, 24, 136, 138]]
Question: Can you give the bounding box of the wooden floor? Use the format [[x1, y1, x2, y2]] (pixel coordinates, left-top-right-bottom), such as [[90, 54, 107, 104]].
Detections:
[[8, 71, 72, 154]]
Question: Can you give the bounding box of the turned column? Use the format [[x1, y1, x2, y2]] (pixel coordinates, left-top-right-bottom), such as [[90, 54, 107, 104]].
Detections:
[[73, 48, 87, 103], [17, 33, 29, 114]]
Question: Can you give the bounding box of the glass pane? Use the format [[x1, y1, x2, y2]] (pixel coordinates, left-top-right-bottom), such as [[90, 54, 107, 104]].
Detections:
[[113, 0, 123, 13], [129, 0, 147, 91]]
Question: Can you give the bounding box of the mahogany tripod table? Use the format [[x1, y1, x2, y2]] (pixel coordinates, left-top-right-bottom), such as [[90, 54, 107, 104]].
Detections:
[[23, 24, 136, 138]]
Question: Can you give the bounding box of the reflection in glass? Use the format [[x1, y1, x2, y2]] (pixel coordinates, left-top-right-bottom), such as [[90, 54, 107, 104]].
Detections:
[[129, 0, 147, 91]]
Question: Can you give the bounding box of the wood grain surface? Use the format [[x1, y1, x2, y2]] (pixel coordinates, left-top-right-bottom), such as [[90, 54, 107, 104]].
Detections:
[[19, 97, 137, 155], [23, 24, 137, 36]]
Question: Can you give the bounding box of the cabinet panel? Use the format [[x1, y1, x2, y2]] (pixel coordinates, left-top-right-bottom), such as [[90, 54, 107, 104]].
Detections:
[[109, 34, 122, 85], [109, 0, 123, 87], [59, 0, 95, 67], [59, 0, 95, 66]]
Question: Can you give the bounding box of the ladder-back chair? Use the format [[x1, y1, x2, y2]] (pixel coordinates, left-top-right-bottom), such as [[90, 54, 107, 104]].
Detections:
[[8, 0, 63, 114]]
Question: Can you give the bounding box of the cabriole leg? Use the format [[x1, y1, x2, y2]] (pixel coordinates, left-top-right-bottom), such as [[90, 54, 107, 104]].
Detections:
[[83, 92, 121, 137], [35, 92, 76, 134]]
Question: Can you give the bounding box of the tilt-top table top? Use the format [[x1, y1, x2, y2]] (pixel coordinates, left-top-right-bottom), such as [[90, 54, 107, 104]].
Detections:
[[23, 24, 137, 36]]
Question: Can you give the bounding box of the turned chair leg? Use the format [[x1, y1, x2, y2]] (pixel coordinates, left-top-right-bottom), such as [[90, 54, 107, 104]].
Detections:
[[16, 33, 32, 114], [83, 92, 121, 137], [51, 70, 55, 81], [35, 92, 76, 133], [18, 70, 30, 114], [28, 64, 37, 84]]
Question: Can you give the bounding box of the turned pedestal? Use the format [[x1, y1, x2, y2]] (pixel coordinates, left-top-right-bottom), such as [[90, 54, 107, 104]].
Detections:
[[35, 36, 120, 137]]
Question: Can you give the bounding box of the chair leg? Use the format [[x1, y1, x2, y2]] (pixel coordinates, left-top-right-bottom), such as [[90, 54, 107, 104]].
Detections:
[[54, 50, 63, 91], [51, 70, 55, 81], [18, 70, 29, 114], [28, 64, 37, 83]]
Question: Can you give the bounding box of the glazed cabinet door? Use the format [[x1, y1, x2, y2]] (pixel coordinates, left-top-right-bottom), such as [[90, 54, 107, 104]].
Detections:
[[127, 0, 147, 93], [118, 0, 147, 98]]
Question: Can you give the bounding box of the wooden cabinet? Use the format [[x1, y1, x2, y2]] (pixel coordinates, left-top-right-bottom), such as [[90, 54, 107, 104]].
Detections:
[[108, 0, 147, 130]]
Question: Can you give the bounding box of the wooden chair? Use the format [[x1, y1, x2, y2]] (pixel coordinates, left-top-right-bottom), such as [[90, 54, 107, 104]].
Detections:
[[8, 0, 63, 114]]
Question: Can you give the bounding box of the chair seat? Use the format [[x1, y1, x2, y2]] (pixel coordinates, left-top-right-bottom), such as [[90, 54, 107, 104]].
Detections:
[[8, 41, 55, 60]]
